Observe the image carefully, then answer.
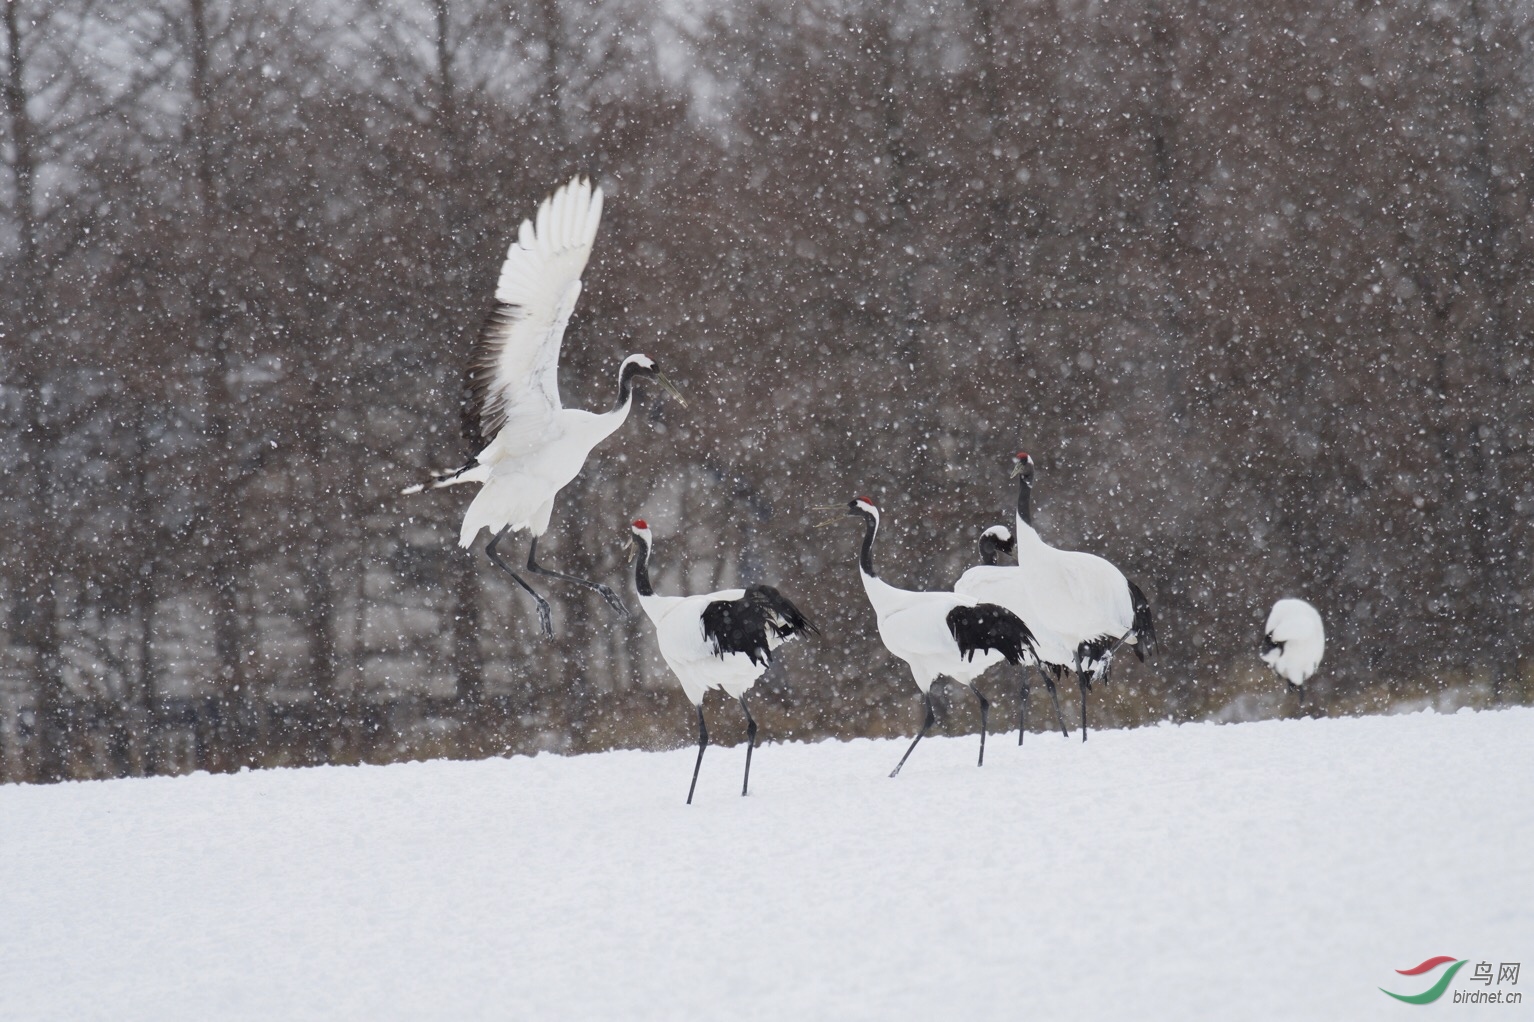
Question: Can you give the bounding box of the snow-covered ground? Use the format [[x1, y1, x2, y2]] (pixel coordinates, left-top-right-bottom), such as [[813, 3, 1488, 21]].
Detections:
[[2, 708, 1530, 1020]]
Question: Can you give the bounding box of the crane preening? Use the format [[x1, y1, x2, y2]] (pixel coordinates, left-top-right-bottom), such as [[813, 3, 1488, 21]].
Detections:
[[1261, 598, 1325, 704]]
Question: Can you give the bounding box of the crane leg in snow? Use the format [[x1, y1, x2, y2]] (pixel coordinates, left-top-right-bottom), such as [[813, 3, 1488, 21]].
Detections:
[[739, 696, 757, 797], [1041, 665, 1070, 738], [1018, 671, 1030, 745], [687, 704, 709, 805], [970, 684, 989, 767], [485, 527, 553, 638], [890, 692, 936, 779], [525, 536, 630, 619]]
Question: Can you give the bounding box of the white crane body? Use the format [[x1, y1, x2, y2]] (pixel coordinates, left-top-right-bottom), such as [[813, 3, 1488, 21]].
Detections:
[[1010, 521, 1142, 674], [458, 406, 631, 546], [834, 497, 1035, 775], [860, 572, 1012, 692], [954, 562, 1077, 670], [1262, 597, 1325, 691], [640, 588, 774, 705], [998, 453, 1158, 741]]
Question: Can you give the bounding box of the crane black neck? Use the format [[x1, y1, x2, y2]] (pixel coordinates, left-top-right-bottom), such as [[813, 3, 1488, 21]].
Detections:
[[633, 534, 655, 596], [1015, 471, 1034, 526], [858, 512, 879, 578]]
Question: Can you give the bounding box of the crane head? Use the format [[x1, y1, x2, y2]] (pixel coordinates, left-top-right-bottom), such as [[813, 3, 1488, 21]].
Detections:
[[626, 518, 652, 562], [1009, 450, 1035, 479], [621, 354, 687, 407]]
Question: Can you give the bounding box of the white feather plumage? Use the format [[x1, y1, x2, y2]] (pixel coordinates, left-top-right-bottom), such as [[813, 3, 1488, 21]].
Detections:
[[862, 571, 1014, 693], [1010, 519, 1140, 674], [1262, 597, 1325, 688], [640, 585, 763, 706], [839, 498, 1035, 775]]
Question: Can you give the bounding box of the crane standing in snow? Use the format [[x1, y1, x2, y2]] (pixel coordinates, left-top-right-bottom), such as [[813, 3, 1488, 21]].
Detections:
[[1007, 452, 1157, 741], [403, 176, 684, 638], [953, 525, 1075, 742], [1261, 598, 1325, 704], [829, 497, 1036, 776], [628, 520, 818, 804]]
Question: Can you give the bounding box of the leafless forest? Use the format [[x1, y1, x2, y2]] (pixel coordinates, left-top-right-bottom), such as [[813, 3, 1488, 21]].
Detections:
[[2, 0, 1530, 783]]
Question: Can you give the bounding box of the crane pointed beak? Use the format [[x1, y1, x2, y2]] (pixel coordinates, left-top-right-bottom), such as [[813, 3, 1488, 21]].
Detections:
[[809, 505, 845, 529], [624, 535, 639, 563], [655, 371, 687, 408], [1009, 461, 1024, 478]]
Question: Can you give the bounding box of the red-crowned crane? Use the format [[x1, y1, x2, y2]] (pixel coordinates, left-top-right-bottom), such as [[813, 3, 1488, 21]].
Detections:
[[1008, 453, 1157, 741], [828, 497, 1036, 776], [953, 525, 1076, 742], [403, 176, 684, 638], [627, 520, 818, 804], [1262, 597, 1325, 703]]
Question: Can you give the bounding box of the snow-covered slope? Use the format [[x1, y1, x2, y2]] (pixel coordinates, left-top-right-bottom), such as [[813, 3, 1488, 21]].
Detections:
[[2, 709, 1530, 1020]]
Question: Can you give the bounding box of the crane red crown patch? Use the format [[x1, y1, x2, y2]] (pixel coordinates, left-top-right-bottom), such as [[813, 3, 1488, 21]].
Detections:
[[632, 519, 648, 530], [1016, 450, 1029, 460], [856, 495, 874, 506]]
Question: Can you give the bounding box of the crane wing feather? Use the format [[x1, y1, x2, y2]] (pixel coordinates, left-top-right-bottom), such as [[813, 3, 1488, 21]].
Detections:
[[700, 585, 819, 667], [463, 176, 604, 452]]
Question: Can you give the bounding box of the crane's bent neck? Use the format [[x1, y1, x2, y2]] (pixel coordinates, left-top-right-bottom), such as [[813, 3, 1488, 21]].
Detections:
[[613, 362, 644, 415]]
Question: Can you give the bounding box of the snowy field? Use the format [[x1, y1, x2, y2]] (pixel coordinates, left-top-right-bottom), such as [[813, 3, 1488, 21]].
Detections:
[[2, 707, 1530, 1020]]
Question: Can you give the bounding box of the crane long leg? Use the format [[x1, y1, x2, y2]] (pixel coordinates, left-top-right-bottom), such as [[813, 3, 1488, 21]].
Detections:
[[1042, 666, 1071, 738], [890, 692, 936, 779], [1079, 673, 1090, 742], [686, 703, 709, 805], [970, 684, 989, 767], [1018, 669, 1030, 746], [739, 696, 758, 797], [485, 527, 553, 638], [525, 536, 630, 619]]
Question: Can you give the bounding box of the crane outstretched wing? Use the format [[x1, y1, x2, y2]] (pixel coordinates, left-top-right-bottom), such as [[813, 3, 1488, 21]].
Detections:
[[463, 175, 604, 453]]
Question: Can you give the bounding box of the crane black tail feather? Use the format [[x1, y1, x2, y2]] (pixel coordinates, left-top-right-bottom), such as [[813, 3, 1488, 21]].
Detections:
[[1127, 579, 1157, 661], [702, 585, 819, 667], [947, 604, 1036, 666]]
